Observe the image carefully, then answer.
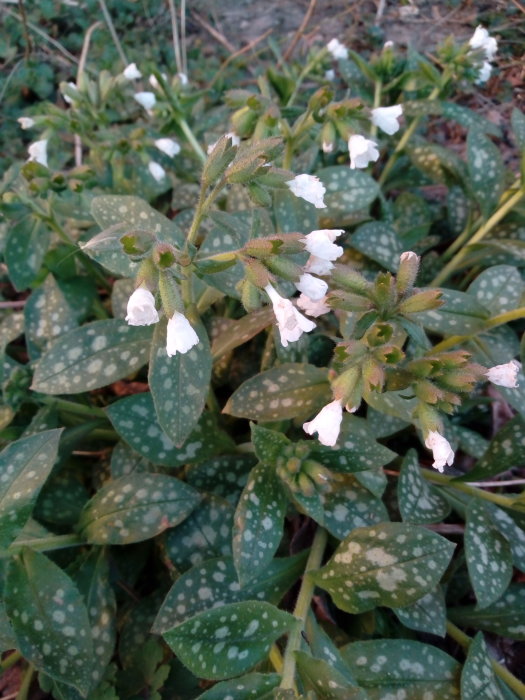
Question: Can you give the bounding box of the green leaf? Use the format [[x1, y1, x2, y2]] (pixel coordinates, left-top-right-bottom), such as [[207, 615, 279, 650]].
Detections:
[[162, 600, 295, 680], [461, 632, 504, 700], [489, 505, 525, 572], [312, 522, 455, 613], [304, 613, 359, 685], [196, 672, 280, 699], [5, 215, 50, 290], [511, 107, 525, 150], [322, 474, 388, 540], [251, 423, 290, 466], [408, 142, 467, 184], [233, 461, 287, 585], [341, 639, 460, 699], [350, 221, 403, 272], [317, 166, 380, 226], [398, 449, 450, 524], [367, 407, 409, 438], [468, 265, 524, 315], [365, 389, 418, 423], [24, 274, 78, 360], [393, 586, 447, 637], [149, 317, 212, 446], [106, 393, 233, 466], [35, 469, 89, 527], [449, 584, 525, 640], [0, 429, 63, 550], [32, 320, 152, 394], [330, 415, 397, 472], [455, 426, 489, 459], [211, 308, 273, 359], [393, 192, 431, 245], [441, 102, 501, 137], [273, 188, 318, 233], [465, 499, 513, 608], [5, 549, 94, 695], [110, 441, 151, 478], [153, 553, 306, 632], [295, 651, 367, 699], [467, 129, 506, 219], [186, 454, 257, 505], [224, 363, 330, 421], [447, 185, 470, 235], [78, 473, 201, 544], [411, 288, 489, 335]]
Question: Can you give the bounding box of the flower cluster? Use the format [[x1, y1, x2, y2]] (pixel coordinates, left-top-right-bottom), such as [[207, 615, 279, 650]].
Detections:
[[468, 25, 498, 83]]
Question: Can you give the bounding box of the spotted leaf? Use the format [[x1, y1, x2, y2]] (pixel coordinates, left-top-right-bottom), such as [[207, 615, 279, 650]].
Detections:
[[341, 639, 460, 699], [489, 505, 525, 572], [317, 166, 380, 226], [110, 441, 151, 478], [233, 462, 288, 585], [78, 473, 201, 544], [5, 548, 94, 695], [411, 288, 489, 336], [468, 266, 524, 316], [0, 429, 63, 550], [251, 423, 290, 466], [224, 363, 331, 421], [467, 129, 505, 219], [211, 308, 274, 360], [512, 107, 525, 150], [295, 651, 367, 699], [449, 585, 525, 640], [393, 586, 447, 637], [196, 672, 280, 699], [5, 215, 50, 291], [186, 454, 257, 505], [398, 449, 450, 524], [350, 221, 403, 272], [274, 187, 318, 233], [31, 320, 152, 394], [461, 632, 503, 700], [322, 475, 388, 540], [312, 522, 455, 614], [149, 317, 212, 446], [465, 499, 513, 609], [162, 600, 295, 680]]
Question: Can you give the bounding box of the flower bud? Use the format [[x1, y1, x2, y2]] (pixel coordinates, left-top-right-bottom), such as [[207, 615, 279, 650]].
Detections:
[[265, 256, 303, 283], [328, 290, 374, 312], [242, 238, 281, 258], [321, 121, 337, 153], [202, 136, 237, 186], [372, 272, 397, 312], [331, 265, 371, 295], [158, 271, 183, 317], [398, 289, 443, 314], [231, 106, 258, 137], [152, 242, 178, 269], [332, 366, 362, 405], [396, 251, 420, 295], [244, 258, 271, 289], [362, 357, 384, 392], [240, 279, 262, 312], [247, 182, 272, 207], [415, 380, 445, 405]]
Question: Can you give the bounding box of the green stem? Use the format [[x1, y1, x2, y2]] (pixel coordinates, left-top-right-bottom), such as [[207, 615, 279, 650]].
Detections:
[[431, 187, 525, 287], [0, 650, 22, 671], [446, 621, 525, 698], [16, 663, 35, 700], [423, 470, 516, 507], [41, 397, 106, 419], [283, 139, 294, 170], [286, 48, 328, 107], [3, 534, 82, 559], [431, 306, 525, 353], [178, 117, 206, 163], [279, 527, 328, 690], [97, 0, 128, 66], [370, 78, 382, 139]]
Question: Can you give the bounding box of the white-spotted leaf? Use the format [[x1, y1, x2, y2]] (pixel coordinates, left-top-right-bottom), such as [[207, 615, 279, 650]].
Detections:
[[251, 423, 290, 466], [317, 166, 380, 226], [467, 129, 505, 219], [186, 454, 256, 505], [5, 215, 50, 291], [274, 188, 318, 233], [367, 407, 409, 438], [350, 221, 403, 272], [511, 107, 525, 150], [196, 672, 280, 699], [312, 522, 455, 613], [162, 600, 294, 680], [32, 320, 152, 394], [457, 415, 525, 481], [449, 584, 525, 640], [489, 505, 525, 572], [393, 586, 447, 637], [295, 651, 367, 699], [398, 449, 450, 524], [461, 632, 503, 700], [411, 288, 489, 335], [211, 308, 274, 360], [322, 474, 388, 540], [110, 441, 151, 478], [78, 473, 201, 544], [468, 266, 524, 315]]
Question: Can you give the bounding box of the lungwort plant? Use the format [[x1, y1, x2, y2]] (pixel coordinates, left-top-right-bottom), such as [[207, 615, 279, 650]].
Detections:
[[2, 20, 525, 700]]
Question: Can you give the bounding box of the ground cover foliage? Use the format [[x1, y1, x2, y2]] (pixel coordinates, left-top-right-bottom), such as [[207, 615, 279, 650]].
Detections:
[[1, 2, 525, 698]]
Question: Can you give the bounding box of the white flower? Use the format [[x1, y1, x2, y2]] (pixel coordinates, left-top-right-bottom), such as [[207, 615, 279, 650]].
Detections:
[[149, 73, 168, 90], [424, 431, 455, 473], [383, 41, 394, 49], [371, 105, 403, 135], [324, 69, 336, 81], [264, 283, 315, 347], [286, 174, 326, 209], [322, 141, 334, 153], [18, 117, 35, 130], [486, 360, 520, 389], [469, 26, 497, 61], [302, 229, 344, 262], [27, 139, 48, 167], [306, 256, 335, 276], [123, 62, 142, 80], [125, 288, 159, 326], [207, 132, 240, 154], [148, 161, 166, 182], [62, 81, 77, 105], [348, 134, 380, 169], [400, 251, 418, 263], [295, 273, 328, 301], [476, 61, 492, 84], [155, 138, 181, 158], [134, 91, 156, 110], [177, 72, 189, 85], [166, 312, 200, 356], [297, 294, 331, 317], [303, 399, 343, 447], [327, 38, 348, 60]]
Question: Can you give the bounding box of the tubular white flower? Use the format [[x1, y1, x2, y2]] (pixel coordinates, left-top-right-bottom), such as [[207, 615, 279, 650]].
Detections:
[[302, 229, 344, 261], [295, 273, 328, 301], [327, 38, 348, 60], [324, 69, 336, 81], [264, 284, 315, 347], [371, 105, 403, 135], [177, 72, 189, 85], [155, 138, 181, 158], [348, 135, 380, 169], [424, 431, 455, 473], [297, 294, 331, 317], [303, 399, 343, 447], [18, 117, 35, 130], [305, 256, 335, 276], [166, 312, 200, 356], [476, 61, 492, 84], [207, 132, 240, 154], [286, 174, 326, 209], [134, 91, 156, 110], [123, 63, 142, 80], [27, 139, 48, 167], [148, 161, 166, 182], [125, 288, 159, 326], [469, 26, 498, 61], [149, 73, 167, 89], [486, 360, 520, 388]]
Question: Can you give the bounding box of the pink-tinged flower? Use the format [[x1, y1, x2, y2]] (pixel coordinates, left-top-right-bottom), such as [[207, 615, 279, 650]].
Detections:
[[371, 105, 403, 135], [400, 251, 418, 263], [134, 91, 156, 110], [424, 431, 454, 473], [123, 63, 142, 80], [264, 283, 315, 347], [155, 138, 181, 158], [297, 294, 331, 317], [286, 174, 327, 209], [348, 135, 380, 169], [327, 38, 348, 60], [148, 161, 166, 182], [125, 288, 159, 326], [207, 132, 240, 154], [303, 399, 343, 447], [486, 360, 520, 388], [18, 117, 35, 130], [469, 26, 498, 61], [27, 139, 48, 167], [166, 312, 200, 356], [295, 273, 328, 301]]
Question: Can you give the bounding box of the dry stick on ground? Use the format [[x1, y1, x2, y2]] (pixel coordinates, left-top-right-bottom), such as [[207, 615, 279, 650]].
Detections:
[[208, 29, 273, 88], [75, 21, 103, 167], [167, 0, 183, 74], [191, 10, 236, 53], [282, 0, 318, 62]]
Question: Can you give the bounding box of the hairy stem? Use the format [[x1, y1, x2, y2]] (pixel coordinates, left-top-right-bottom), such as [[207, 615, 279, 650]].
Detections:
[[16, 663, 34, 700], [423, 470, 517, 508], [3, 534, 83, 559]]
